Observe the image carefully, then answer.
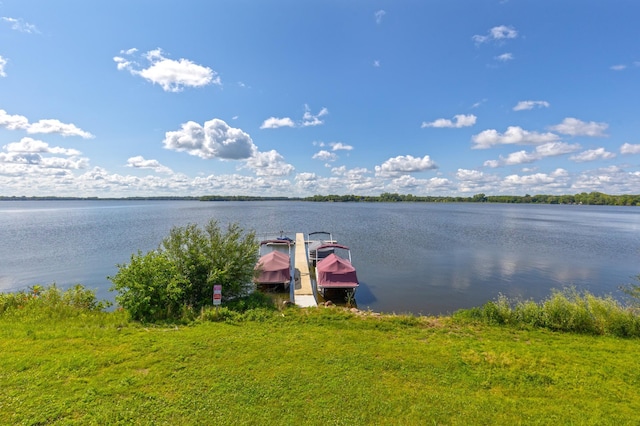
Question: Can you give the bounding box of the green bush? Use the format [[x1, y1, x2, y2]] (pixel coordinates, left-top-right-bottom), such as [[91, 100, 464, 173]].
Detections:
[[110, 219, 259, 322]]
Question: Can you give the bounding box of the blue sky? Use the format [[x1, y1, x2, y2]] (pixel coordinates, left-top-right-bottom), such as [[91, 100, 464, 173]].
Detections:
[[1, 0, 639, 197]]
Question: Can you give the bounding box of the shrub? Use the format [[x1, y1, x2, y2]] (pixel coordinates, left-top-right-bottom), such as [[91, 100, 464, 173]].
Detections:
[[109, 250, 188, 321], [110, 220, 259, 322]]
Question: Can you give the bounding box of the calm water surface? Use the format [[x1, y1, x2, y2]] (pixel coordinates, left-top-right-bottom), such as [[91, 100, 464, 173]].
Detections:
[[1, 200, 639, 315]]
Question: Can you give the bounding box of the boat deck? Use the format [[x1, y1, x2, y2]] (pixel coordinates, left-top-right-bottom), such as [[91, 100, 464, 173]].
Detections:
[[293, 233, 317, 307]]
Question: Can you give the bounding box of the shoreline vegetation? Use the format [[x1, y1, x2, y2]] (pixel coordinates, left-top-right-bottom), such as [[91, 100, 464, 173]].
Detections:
[[2, 284, 640, 424], [1, 191, 639, 205]]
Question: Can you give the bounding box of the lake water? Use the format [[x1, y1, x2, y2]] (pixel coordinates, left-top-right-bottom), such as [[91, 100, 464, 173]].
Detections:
[[1, 200, 639, 315]]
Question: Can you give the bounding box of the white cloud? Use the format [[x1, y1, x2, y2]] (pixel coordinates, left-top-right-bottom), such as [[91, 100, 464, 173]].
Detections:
[[375, 155, 438, 177], [513, 100, 550, 111], [472, 126, 560, 149], [244, 150, 295, 177], [472, 25, 518, 44], [610, 64, 626, 71], [126, 156, 173, 174], [0, 55, 7, 77], [504, 169, 568, 187], [495, 53, 513, 62], [0, 109, 29, 130], [4, 137, 81, 156], [260, 117, 295, 129], [373, 60, 381, 68], [302, 105, 328, 127], [0, 110, 93, 138], [456, 169, 501, 193], [572, 166, 640, 194], [27, 119, 94, 138], [375, 10, 386, 24], [163, 118, 256, 160], [330, 142, 353, 151], [1, 17, 39, 34], [114, 48, 219, 92], [549, 117, 608, 137], [503, 169, 568, 187], [484, 142, 580, 168], [569, 148, 616, 163], [621, 143, 640, 154], [0, 137, 88, 172], [261, 105, 328, 129], [331, 166, 369, 178], [387, 175, 452, 192], [312, 150, 337, 162], [422, 114, 477, 128]]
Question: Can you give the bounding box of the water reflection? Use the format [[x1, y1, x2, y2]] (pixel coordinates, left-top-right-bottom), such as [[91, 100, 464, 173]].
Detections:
[[1, 200, 638, 315]]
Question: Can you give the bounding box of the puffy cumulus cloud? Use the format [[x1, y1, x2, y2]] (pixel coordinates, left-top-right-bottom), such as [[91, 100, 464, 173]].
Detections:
[[126, 156, 173, 174], [302, 105, 328, 127], [0, 55, 7, 77], [388, 175, 452, 192], [331, 166, 369, 177], [572, 166, 640, 194], [422, 114, 476, 129], [472, 25, 518, 44], [0, 109, 29, 130], [260, 117, 295, 129], [4, 137, 81, 156], [569, 148, 616, 163], [0, 109, 93, 138], [620, 143, 640, 154], [513, 100, 550, 111], [456, 169, 501, 193], [472, 126, 560, 149], [312, 150, 337, 162], [374, 10, 386, 24], [549, 117, 608, 137], [503, 169, 569, 189], [244, 150, 295, 177], [0, 139, 89, 170], [163, 118, 256, 160], [27, 119, 94, 138], [329, 166, 377, 192], [1, 17, 39, 34], [295, 172, 319, 191], [375, 155, 438, 177], [114, 48, 219, 92], [484, 142, 580, 167]]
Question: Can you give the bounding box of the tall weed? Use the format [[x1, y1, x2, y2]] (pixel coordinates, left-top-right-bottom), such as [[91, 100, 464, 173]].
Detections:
[[454, 288, 640, 338]]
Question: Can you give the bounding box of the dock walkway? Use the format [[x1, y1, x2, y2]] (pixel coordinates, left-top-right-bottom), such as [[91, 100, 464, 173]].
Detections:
[[293, 233, 317, 307]]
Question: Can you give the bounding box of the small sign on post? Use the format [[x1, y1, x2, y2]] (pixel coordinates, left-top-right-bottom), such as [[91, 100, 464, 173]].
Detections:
[[213, 285, 222, 306]]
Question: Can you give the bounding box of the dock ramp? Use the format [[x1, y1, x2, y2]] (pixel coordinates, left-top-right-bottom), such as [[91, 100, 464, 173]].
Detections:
[[293, 233, 317, 307]]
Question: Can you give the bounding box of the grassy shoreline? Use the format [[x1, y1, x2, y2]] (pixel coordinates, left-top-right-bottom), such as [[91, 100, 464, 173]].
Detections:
[[2, 301, 640, 425]]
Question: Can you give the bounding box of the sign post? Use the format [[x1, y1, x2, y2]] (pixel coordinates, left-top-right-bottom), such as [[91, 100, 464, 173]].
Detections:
[[213, 285, 222, 306]]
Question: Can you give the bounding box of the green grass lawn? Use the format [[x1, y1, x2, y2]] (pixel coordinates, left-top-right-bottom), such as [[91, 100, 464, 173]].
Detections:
[[2, 307, 639, 425]]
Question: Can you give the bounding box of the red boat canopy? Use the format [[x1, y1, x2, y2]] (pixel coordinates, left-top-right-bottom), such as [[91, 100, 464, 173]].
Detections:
[[316, 253, 359, 289], [255, 251, 291, 284]]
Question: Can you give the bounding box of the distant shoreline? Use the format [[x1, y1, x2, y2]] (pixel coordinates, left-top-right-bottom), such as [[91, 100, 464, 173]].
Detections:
[[0, 191, 639, 206]]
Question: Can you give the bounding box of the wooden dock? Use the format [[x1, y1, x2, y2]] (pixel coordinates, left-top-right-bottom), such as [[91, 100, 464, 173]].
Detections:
[[293, 233, 317, 307]]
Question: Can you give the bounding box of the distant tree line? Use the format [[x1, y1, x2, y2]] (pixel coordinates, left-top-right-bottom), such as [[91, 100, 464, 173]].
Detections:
[[302, 192, 640, 206], [2, 191, 639, 206]]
